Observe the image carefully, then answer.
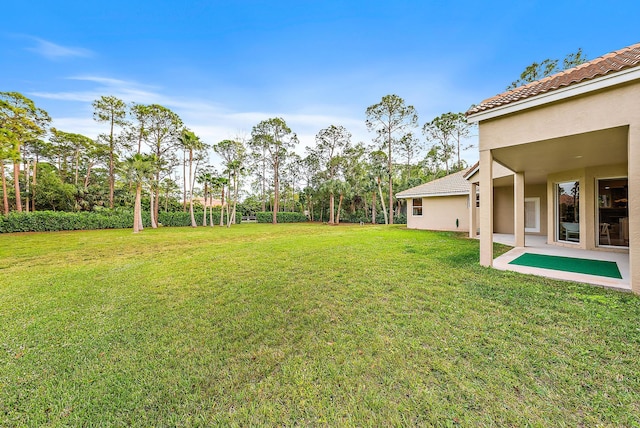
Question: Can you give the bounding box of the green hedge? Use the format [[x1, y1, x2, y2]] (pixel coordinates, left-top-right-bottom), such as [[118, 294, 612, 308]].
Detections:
[[256, 212, 308, 223], [326, 212, 407, 225], [0, 211, 142, 233], [0, 210, 242, 233]]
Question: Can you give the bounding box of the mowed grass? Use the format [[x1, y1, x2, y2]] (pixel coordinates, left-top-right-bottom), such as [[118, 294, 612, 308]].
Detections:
[[1, 224, 640, 426]]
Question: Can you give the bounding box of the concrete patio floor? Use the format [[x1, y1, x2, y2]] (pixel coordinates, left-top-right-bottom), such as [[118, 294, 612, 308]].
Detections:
[[489, 234, 631, 292]]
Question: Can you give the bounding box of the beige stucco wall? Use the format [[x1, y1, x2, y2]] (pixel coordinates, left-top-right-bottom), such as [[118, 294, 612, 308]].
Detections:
[[493, 184, 547, 235], [494, 186, 514, 234], [407, 195, 470, 232]]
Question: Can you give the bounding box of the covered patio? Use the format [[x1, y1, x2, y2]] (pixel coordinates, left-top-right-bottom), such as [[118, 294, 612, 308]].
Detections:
[[490, 234, 631, 291], [466, 43, 640, 294]]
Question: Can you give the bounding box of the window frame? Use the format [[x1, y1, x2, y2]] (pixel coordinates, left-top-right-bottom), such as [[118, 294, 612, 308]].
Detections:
[[412, 198, 423, 216]]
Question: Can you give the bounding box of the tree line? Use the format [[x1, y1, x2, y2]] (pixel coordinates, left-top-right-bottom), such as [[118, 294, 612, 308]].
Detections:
[[0, 91, 477, 229]]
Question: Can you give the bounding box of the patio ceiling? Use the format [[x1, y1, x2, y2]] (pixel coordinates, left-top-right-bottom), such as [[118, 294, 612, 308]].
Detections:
[[491, 126, 628, 185]]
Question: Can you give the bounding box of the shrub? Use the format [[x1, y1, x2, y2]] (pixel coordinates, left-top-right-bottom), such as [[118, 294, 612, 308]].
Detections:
[[338, 212, 406, 225], [256, 212, 307, 223], [0, 211, 140, 233], [0, 210, 242, 233]]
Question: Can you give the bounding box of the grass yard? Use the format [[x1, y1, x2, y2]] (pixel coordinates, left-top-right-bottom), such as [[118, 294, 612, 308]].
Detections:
[[1, 223, 640, 426]]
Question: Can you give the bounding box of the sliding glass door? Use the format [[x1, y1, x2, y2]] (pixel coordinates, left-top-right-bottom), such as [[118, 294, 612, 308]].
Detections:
[[597, 178, 628, 247], [557, 181, 580, 243]]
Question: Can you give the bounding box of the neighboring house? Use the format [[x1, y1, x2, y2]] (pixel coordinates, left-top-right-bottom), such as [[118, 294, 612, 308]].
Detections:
[[396, 169, 475, 232], [188, 197, 222, 207], [466, 42, 640, 294]]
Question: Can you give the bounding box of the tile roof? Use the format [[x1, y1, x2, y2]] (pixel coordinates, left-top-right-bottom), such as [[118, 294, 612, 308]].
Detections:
[[396, 168, 472, 198], [467, 42, 640, 116]]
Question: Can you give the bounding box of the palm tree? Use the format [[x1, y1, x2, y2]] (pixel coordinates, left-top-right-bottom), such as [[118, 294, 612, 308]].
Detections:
[[178, 129, 205, 228], [226, 160, 245, 227], [197, 169, 215, 226], [123, 153, 156, 233], [0, 129, 19, 215]]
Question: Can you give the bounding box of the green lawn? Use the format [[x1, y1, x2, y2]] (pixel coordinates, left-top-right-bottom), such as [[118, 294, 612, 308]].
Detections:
[[1, 223, 639, 426]]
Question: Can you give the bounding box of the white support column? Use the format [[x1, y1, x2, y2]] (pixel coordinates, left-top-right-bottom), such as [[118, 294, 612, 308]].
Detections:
[[479, 150, 494, 267], [514, 171, 525, 247], [629, 125, 640, 294], [469, 182, 478, 238]]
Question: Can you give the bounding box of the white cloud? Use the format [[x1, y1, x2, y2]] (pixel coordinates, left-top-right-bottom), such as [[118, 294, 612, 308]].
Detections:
[[30, 73, 481, 170], [26, 37, 93, 60]]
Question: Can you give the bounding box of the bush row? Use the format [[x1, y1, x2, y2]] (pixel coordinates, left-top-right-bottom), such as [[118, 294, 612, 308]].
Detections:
[[256, 212, 308, 223], [0, 210, 242, 233], [340, 213, 407, 225], [0, 211, 139, 233]]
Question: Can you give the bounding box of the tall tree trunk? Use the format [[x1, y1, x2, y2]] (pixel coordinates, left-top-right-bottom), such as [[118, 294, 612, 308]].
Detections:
[[329, 192, 335, 224], [138, 202, 144, 231], [371, 191, 376, 224], [233, 175, 239, 224], [109, 151, 114, 208], [336, 193, 344, 224], [377, 177, 388, 225], [31, 158, 37, 212], [154, 185, 160, 226], [226, 171, 232, 227], [219, 186, 225, 226], [84, 163, 93, 190], [202, 184, 207, 226], [24, 160, 30, 213], [388, 129, 393, 225], [109, 115, 115, 209], [2, 163, 8, 215], [227, 175, 236, 227], [13, 161, 21, 212], [273, 160, 279, 224], [150, 187, 158, 228], [74, 151, 80, 186], [188, 149, 197, 227], [209, 191, 214, 227], [183, 151, 187, 212], [133, 183, 142, 233], [261, 149, 266, 212]]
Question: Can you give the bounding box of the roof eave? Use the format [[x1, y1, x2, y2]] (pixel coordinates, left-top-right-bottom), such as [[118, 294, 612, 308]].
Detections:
[[463, 161, 479, 179], [467, 66, 640, 123], [397, 191, 470, 199]]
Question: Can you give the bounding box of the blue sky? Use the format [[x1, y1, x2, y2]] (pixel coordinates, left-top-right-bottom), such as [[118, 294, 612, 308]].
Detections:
[[2, 0, 638, 166]]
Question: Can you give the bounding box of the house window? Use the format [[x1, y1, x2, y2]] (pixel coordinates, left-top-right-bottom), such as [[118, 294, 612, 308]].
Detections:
[[524, 197, 540, 233], [557, 181, 580, 243], [412, 198, 423, 216]]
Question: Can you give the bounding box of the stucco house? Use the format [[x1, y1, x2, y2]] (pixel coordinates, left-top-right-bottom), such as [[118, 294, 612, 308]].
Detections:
[[466, 42, 640, 294], [396, 169, 475, 232]]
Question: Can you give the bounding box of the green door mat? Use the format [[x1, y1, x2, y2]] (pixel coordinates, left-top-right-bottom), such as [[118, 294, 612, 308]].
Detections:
[[509, 253, 622, 279]]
